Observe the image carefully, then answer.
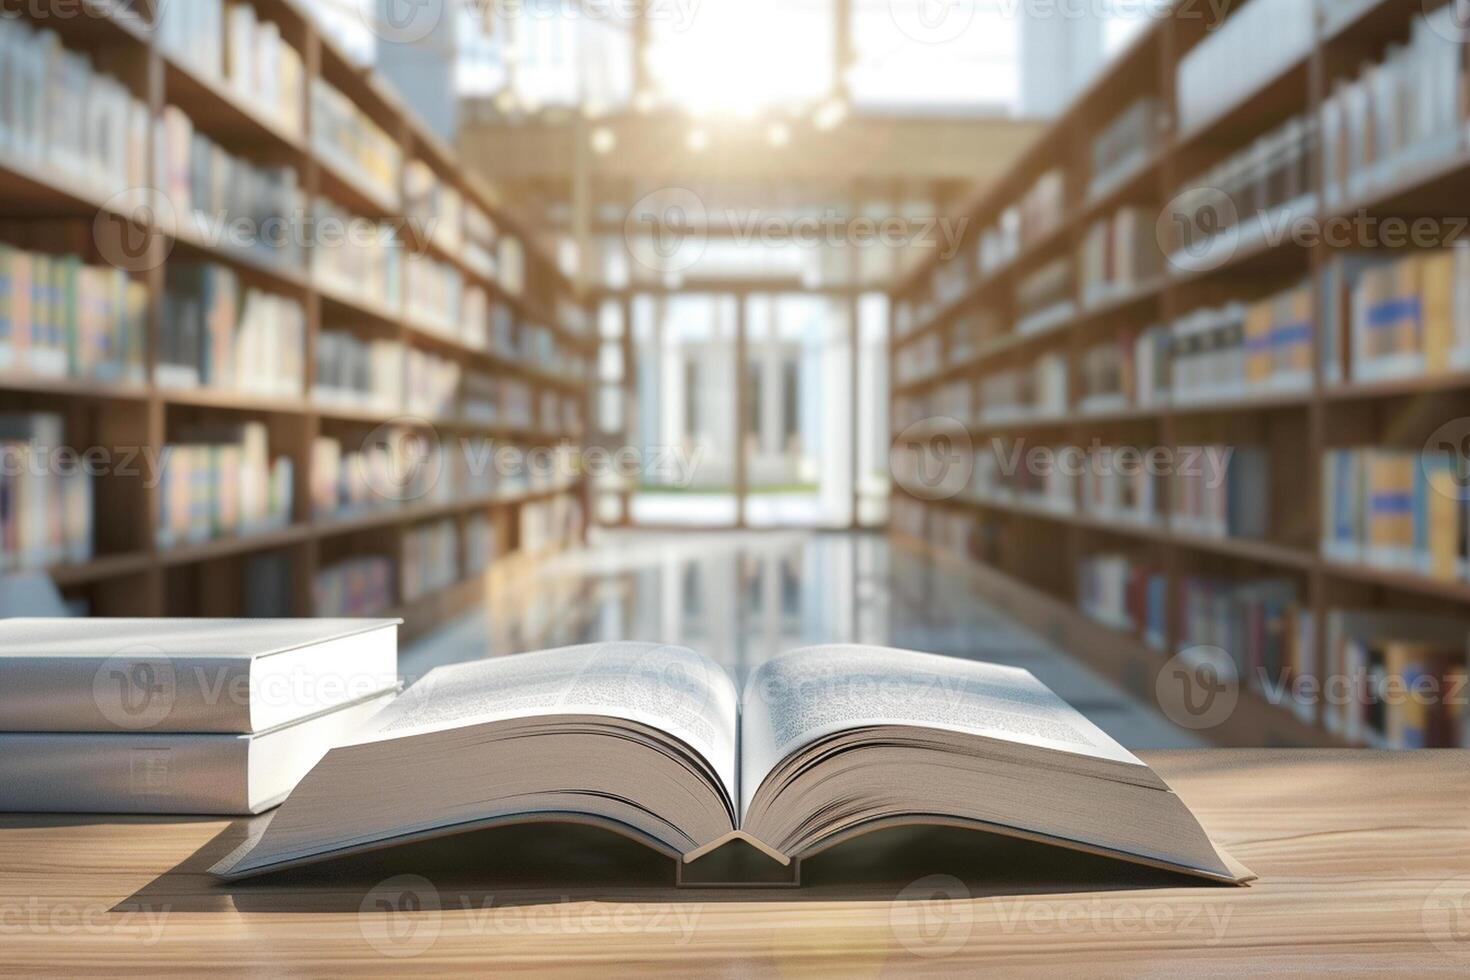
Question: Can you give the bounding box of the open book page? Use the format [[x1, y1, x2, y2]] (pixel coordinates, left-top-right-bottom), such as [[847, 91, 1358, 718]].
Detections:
[[739, 645, 1147, 816], [363, 642, 741, 803]]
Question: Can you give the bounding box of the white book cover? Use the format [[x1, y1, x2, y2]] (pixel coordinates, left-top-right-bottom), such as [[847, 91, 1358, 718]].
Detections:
[[0, 618, 401, 734]]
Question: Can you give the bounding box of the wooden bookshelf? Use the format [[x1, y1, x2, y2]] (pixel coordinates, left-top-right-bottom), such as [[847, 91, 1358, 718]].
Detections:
[[0, 0, 594, 639], [888, 0, 1470, 747]]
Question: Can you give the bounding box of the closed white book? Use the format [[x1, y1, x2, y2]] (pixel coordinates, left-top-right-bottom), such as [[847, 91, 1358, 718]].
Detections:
[[0, 619, 400, 733], [0, 691, 395, 815]]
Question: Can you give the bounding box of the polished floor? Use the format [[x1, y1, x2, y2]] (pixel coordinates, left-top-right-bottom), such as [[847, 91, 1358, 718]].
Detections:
[[404, 530, 1204, 749]]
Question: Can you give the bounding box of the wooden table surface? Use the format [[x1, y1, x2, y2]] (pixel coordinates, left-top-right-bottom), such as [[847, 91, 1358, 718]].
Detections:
[[1, 750, 1467, 977]]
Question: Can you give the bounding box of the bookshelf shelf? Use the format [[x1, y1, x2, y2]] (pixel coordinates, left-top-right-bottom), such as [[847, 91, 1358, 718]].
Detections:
[[0, 0, 592, 637], [890, 0, 1470, 749]]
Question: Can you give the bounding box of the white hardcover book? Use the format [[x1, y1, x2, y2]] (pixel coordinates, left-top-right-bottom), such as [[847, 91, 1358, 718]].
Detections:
[[0, 691, 395, 815], [0, 618, 401, 733]]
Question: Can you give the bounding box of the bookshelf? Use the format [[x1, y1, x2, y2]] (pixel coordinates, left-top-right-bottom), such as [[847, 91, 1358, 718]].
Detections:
[[0, 0, 593, 639], [889, 0, 1470, 748]]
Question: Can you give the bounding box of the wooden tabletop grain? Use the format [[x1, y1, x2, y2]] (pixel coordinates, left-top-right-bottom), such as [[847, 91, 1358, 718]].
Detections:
[[1, 750, 1467, 977]]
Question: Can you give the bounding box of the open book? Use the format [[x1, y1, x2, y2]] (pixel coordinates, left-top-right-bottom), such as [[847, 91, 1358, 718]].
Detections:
[[213, 643, 1254, 886]]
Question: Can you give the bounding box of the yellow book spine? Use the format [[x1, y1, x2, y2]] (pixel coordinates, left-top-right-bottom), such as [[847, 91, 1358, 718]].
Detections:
[[1421, 250, 1455, 375]]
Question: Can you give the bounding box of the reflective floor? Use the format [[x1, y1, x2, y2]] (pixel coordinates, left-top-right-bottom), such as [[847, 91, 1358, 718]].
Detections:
[[404, 530, 1204, 749]]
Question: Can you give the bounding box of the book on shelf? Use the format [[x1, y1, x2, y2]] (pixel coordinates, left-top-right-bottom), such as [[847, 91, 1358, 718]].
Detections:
[[1330, 245, 1470, 384], [311, 198, 403, 311], [1322, 447, 1469, 582], [311, 76, 403, 209], [0, 618, 400, 815], [404, 159, 464, 255], [463, 513, 497, 576], [402, 519, 458, 603], [1078, 553, 1165, 649], [223, 1, 305, 135], [1077, 335, 1135, 415], [1324, 611, 1469, 749], [404, 251, 466, 338], [210, 642, 1253, 885], [1134, 324, 1172, 408], [463, 203, 499, 281], [979, 207, 1022, 277], [1018, 169, 1066, 250], [159, 262, 305, 396], [314, 556, 396, 618], [156, 422, 294, 549], [1321, 4, 1467, 207], [1081, 207, 1163, 307], [0, 16, 152, 200], [157, 0, 226, 81], [1177, 576, 1313, 722], [405, 346, 462, 419], [1089, 96, 1161, 199], [1014, 257, 1075, 336], [0, 413, 93, 572], [0, 242, 148, 382], [1169, 280, 1313, 405], [313, 329, 404, 414], [1171, 445, 1269, 541], [977, 352, 1067, 423], [967, 439, 1074, 515], [156, 105, 306, 267], [1079, 446, 1157, 527], [1175, 0, 1313, 134], [498, 235, 526, 297], [244, 552, 295, 618]]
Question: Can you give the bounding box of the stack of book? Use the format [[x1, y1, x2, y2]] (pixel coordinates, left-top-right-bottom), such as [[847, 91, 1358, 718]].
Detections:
[[1323, 611, 1469, 748], [1177, 576, 1313, 719], [159, 263, 305, 395], [1321, 447, 1468, 582], [1321, 3, 1467, 207], [0, 619, 400, 814], [402, 519, 458, 603], [313, 329, 404, 414], [1080, 207, 1162, 306], [311, 198, 403, 311], [311, 77, 402, 209], [1170, 280, 1314, 404], [1076, 335, 1134, 414], [314, 557, 396, 617], [1329, 245, 1470, 384], [1175, 0, 1314, 133], [155, 422, 294, 549], [405, 347, 461, 419], [0, 19, 153, 200], [0, 244, 149, 382], [1079, 446, 1157, 526], [1077, 553, 1165, 648], [157, 106, 305, 268], [1014, 258, 1075, 336], [0, 413, 93, 571], [1171, 445, 1270, 541], [1089, 96, 1161, 199], [223, 2, 305, 135]]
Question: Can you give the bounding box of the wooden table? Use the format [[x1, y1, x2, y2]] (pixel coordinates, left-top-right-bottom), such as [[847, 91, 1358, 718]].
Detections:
[[2, 750, 1467, 977]]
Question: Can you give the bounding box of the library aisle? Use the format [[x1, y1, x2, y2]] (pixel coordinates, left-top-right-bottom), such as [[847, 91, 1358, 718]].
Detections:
[[405, 530, 1205, 749]]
